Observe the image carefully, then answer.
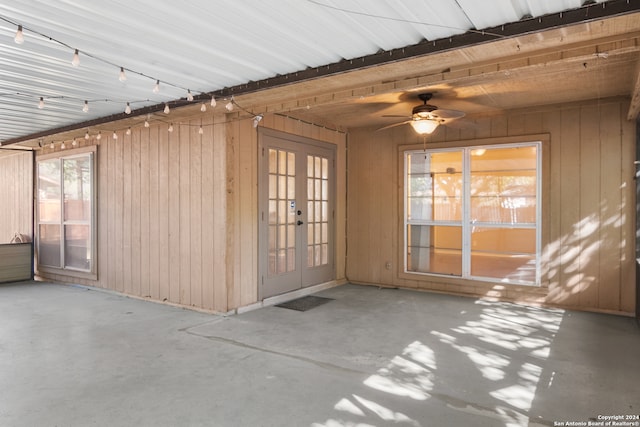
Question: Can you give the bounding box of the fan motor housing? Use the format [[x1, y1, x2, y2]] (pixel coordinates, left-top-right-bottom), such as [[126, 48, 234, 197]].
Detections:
[[412, 103, 437, 118]]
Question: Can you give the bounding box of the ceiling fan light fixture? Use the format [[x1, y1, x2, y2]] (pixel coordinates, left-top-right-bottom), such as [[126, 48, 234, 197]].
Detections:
[[410, 119, 439, 135]]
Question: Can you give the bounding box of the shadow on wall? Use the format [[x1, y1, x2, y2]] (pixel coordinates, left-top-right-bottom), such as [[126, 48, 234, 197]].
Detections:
[[544, 197, 627, 309]]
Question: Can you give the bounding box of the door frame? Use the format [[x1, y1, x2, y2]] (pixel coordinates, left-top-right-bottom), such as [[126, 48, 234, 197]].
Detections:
[[257, 127, 336, 301]]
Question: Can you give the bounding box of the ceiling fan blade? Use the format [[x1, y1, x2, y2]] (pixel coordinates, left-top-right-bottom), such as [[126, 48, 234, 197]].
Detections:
[[431, 109, 465, 119], [376, 120, 411, 131]]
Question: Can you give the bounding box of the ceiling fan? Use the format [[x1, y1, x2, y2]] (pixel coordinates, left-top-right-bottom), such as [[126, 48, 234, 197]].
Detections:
[[378, 93, 466, 135]]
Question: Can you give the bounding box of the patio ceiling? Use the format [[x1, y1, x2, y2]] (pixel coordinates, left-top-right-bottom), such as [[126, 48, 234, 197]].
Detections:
[[0, 0, 638, 147]]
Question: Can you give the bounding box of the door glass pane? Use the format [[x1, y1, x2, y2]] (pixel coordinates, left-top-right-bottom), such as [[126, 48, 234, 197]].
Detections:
[[407, 225, 461, 276], [268, 149, 296, 275], [38, 159, 61, 222], [39, 224, 61, 268], [306, 154, 330, 268], [64, 224, 90, 270]]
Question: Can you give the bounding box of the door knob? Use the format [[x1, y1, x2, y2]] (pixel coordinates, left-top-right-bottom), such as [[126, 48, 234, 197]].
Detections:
[[297, 220, 304, 226]]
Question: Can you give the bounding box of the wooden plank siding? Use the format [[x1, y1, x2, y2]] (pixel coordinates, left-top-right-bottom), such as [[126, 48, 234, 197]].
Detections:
[[36, 115, 230, 312], [33, 111, 348, 313], [0, 151, 33, 244], [347, 98, 636, 315]]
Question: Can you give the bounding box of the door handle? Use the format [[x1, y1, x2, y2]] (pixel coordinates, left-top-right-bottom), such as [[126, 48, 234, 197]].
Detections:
[[297, 220, 304, 226]]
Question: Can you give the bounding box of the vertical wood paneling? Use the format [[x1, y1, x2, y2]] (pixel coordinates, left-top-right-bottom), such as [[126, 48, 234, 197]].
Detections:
[[598, 102, 622, 311], [123, 132, 132, 295], [212, 117, 228, 312], [131, 129, 141, 297], [201, 114, 215, 311], [620, 110, 636, 313], [148, 125, 160, 300], [179, 124, 191, 305], [140, 126, 151, 298], [115, 132, 124, 292], [190, 120, 203, 308], [239, 119, 257, 307], [578, 104, 601, 308], [0, 152, 33, 244], [168, 126, 181, 304], [347, 98, 635, 315], [158, 125, 170, 302], [559, 108, 581, 306]]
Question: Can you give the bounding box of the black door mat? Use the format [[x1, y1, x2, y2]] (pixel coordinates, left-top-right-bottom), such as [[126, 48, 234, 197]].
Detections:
[[275, 295, 334, 312]]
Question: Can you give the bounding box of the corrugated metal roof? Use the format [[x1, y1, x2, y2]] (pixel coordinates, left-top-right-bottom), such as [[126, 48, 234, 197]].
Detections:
[[0, 0, 608, 142]]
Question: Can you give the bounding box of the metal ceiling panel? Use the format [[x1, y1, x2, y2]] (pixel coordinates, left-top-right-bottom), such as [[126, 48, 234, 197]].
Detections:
[[0, 0, 619, 143]]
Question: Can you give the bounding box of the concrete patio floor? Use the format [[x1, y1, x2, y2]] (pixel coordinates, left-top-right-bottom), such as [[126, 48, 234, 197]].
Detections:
[[0, 281, 638, 427]]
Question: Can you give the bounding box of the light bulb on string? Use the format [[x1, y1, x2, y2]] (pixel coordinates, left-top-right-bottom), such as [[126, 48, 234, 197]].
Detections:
[[14, 25, 24, 44], [72, 139, 77, 147], [199, 126, 204, 135], [210, 96, 216, 107], [200, 103, 207, 112], [126, 127, 131, 136], [144, 114, 151, 128], [38, 97, 44, 109], [71, 49, 80, 67], [125, 102, 132, 114], [96, 131, 102, 140], [225, 99, 234, 111], [168, 123, 174, 133], [119, 67, 127, 82], [153, 80, 160, 93], [112, 131, 118, 140], [253, 115, 263, 128], [85, 130, 90, 140], [82, 100, 89, 113], [61, 141, 66, 150], [49, 142, 55, 149], [187, 90, 194, 102], [164, 103, 170, 114]]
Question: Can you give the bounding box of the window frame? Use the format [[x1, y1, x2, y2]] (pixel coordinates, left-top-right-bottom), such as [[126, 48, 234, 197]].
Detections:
[[36, 146, 97, 280], [402, 138, 543, 287]]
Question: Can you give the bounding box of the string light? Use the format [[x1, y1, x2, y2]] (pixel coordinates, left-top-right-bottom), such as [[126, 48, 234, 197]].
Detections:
[[200, 103, 207, 112], [187, 90, 194, 102], [96, 131, 102, 140], [164, 103, 170, 114], [125, 102, 132, 114], [38, 97, 44, 109], [225, 99, 234, 111], [85, 130, 90, 140], [198, 125, 204, 135], [49, 142, 54, 149], [71, 49, 80, 67], [153, 80, 160, 93], [144, 119, 150, 128], [253, 114, 263, 128], [168, 123, 174, 132], [72, 138, 77, 146], [112, 131, 118, 140], [210, 96, 217, 107], [118, 67, 127, 82], [126, 127, 131, 135], [83, 100, 89, 113], [60, 141, 66, 150], [14, 25, 24, 44]]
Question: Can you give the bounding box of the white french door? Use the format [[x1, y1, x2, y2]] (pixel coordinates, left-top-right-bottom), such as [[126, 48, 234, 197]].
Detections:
[[258, 128, 335, 299]]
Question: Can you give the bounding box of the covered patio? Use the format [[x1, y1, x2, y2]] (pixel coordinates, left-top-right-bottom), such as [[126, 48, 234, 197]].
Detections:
[[1, 281, 637, 426]]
